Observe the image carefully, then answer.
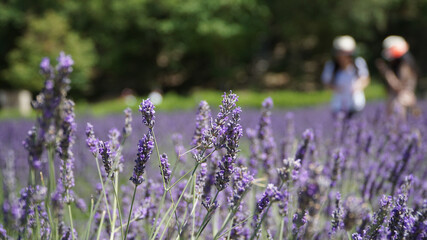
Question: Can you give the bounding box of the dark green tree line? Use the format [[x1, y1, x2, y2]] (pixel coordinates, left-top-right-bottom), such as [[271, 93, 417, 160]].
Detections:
[[1, 0, 426, 98]]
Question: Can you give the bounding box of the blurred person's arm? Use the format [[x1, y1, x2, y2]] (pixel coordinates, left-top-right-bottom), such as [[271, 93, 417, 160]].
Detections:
[[321, 61, 335, 89], [353, 57, 370, 91], [399, 62, 417, 91], [375, 59, 403, 92]]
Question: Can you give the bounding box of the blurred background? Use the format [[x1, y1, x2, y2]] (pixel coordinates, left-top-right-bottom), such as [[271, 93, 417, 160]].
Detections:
[[1, 0, 427, 113]]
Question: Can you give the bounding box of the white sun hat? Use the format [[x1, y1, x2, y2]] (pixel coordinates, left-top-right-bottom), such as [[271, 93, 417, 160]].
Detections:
[[382, 35, 409, 60], [333, 35, 356, 53]]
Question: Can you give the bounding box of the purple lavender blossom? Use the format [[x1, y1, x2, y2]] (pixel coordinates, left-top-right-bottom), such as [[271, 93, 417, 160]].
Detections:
[[17, 186, 51, 239], [408, 200, 426, 240], [123, 107, 132, 138], [228, 166, 254, 208], [246, 97, 276, 179], [40, 57, 51, 75], [139, 99, 156, 128], [292, 210, 308, 238], [159, 153, 171, 184], [23, 127, 43, 170], [330, 192, 344, 235], [330, 149, 345, 187], [172, 133, 187, 163], [2, 150, 19, 227], [203, 91, 239, 149], [252, 184, 282, 232], [108, 128, 121, 150], [56, 51, 74, 73], [0, 224, 7, 239], [130, 133, 154, 185], [364, 195, 392, 239], [277, 157, 301, 183], [85, 123, 99, 156], [202, 196, 219, 213], [62, 227, 78, 240], [246, 128, 260, 176], [215, 155, 234, 191], [388, 193, 411, 239], [280, 112, 295, 160], [134, 197, 154, 221], [98, 140, 113, 178], [215, 107, 243, 191], [230, 209, 250, 239], [278, 189, 289, 217], [259, 98, 276, 175], [191, 100, 211, 147], [24, 53, 75, 176], [351, 233, 363, 240], [195, 163, 208, 198], [75, 198, 88, 212], [108, 128, 122, 171], [295, 128, 314, 163], [57, 100, 76, 198]]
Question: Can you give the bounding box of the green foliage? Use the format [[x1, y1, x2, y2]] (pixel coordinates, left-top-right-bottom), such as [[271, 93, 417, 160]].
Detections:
[[1, 0, 427, 97], [2, 11, 96, 94]]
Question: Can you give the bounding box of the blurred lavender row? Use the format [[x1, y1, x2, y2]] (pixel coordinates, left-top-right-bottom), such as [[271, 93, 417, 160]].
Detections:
[[0, 102, 384, 183]]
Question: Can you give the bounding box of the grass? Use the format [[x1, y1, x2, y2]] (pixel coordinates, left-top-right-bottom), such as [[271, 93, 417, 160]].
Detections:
[[0, 82, 386, 119]]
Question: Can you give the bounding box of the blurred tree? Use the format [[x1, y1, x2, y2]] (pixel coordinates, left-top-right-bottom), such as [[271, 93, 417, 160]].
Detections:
[[2, 11, 96, 95], [1, 0, 427, 98], [61, 0, 269, 95]]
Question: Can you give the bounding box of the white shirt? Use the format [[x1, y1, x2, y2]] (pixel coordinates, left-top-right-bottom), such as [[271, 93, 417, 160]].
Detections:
[[321, 57, 369, 112]]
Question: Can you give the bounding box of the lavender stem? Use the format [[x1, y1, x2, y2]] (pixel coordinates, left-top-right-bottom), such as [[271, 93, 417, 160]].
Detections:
[[250, 181, 285, 240], [48, 146, 57, 199], [67, 195, 75, 240], [85, 197, 94, 240], [279, 217, 285, 240], [109, 174, 119, 240], [110, 173, 125, 239], [196, 190, 220, 239], [156, 163, 200, 240], [149, 186, 168, 238], [124, 184, 137, 239], [96, 211, 106, 240], [93, 151, 112, 223], [214, 189, 251, 239]]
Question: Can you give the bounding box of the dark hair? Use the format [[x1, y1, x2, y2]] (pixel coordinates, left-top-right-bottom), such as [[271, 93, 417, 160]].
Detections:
[[331, 57, 360, 85]]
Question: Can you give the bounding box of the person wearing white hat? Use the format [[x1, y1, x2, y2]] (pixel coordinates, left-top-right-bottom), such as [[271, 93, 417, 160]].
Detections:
[[321, 35, 370, 118], [376, 35, 418, 119]]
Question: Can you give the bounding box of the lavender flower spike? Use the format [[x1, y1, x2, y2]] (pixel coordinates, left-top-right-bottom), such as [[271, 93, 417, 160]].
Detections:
[[123, 107, 132, 138], [130, 133, 154, 185], [57, 51, 74, 73], [364, 195, 392, 239], [159, 153, 171, 184], [294, 128, 314, 163], [214, 107, 243, 191], [98, 140, 113, 178], [228, 166, 254, 208], [57, 100, 76, 199], [86, 123, 99, 156], [139, 99, 155, 128], [40, 57, 51, 75], [330, 192, 344, 235], [191, 100, 211, 147], [0, 224, 7, 239]]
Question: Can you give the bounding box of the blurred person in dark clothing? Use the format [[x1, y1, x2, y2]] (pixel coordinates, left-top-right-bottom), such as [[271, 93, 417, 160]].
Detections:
[[376, 36, 419, 119], [322, 35, 370, 119]]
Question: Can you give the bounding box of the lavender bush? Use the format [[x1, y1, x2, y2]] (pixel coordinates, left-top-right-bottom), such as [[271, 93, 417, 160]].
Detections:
[[0, 54, 426, 239]]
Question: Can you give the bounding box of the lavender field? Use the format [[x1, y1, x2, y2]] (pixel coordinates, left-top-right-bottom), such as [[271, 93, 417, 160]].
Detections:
[[0, 54, 426, 240]]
